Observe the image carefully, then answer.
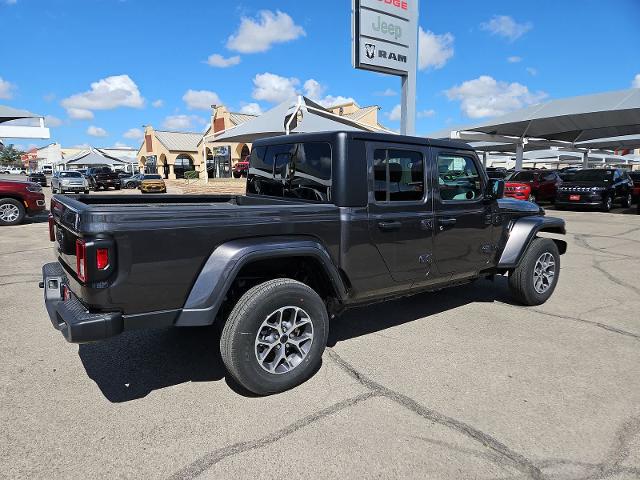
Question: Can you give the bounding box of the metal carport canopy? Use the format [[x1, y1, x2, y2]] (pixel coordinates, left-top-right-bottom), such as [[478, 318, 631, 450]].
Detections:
[[466, 88, 640, 143]]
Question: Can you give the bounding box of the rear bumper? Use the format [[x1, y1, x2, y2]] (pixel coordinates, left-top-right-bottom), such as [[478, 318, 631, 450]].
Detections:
[[41, 262, 123, 343]]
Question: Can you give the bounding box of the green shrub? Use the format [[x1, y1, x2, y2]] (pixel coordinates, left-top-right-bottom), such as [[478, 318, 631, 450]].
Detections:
[[184, 171, 199, 180]]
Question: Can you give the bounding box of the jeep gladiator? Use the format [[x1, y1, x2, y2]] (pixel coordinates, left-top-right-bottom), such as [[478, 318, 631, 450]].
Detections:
[[41, 132, 567, 394]]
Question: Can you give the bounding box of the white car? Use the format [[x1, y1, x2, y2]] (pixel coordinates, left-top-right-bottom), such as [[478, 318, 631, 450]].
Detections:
[[1, 167, 26, 175]]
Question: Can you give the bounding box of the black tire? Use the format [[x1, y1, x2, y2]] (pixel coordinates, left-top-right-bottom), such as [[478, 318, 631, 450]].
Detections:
[[115, 185, 121, 190], [84, 190, 90, 195], [528, 193, 536, 203], [220, 278, 329, 395], [622, 193, 632, 208], [509, 238, 560, 306], [0, 198, 26, 226], [601, 195, 613, 212], [233, 172, 241, 179]]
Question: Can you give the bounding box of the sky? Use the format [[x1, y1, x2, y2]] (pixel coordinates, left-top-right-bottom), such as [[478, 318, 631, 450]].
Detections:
[[1, 0, 639, 151]]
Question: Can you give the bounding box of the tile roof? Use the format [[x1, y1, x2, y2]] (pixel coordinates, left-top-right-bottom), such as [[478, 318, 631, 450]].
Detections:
[[341, 105, 379, 122], [154, 130, 202, 152], [229, 112, 258, 126]]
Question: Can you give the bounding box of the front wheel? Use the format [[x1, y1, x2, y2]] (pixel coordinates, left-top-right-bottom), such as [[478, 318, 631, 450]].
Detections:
[[528, 193, 536, 203], [508, 238, 560, 306], [0, 198, 26, 226], [233, 172, 241, 179], [601, 195, 613, 212], [220, 279, 329, 395], [622, 193, 632, 208]]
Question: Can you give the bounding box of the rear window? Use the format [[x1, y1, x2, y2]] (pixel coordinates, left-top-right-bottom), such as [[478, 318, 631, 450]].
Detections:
[[572, 170, 614, 182], [247, 142, 332, 202], [143, 175, 162, 180], [508, 171, 536, 181], [60, 172, 82, 178]]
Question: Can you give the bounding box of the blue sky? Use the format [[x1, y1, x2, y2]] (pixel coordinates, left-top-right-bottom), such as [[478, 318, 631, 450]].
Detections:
[[1, 0, 639, 150]]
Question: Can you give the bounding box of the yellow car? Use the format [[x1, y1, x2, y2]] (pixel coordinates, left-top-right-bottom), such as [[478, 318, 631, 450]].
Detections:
[[139, 174, 167, 194]]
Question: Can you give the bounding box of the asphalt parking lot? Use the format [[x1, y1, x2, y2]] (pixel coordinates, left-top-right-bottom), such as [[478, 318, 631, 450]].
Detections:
[[1, 184, 640, 479]]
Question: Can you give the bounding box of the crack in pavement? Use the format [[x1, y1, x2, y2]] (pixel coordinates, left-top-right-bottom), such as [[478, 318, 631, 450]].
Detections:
[[326, 349, 545, 480], [591, 257, 640, 296], [166, 391, 378, 480], [0, 247, 51, 257]]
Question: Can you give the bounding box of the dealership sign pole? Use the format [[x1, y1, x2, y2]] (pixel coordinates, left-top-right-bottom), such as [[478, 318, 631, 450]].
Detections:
[[353, 0, 419, 135]]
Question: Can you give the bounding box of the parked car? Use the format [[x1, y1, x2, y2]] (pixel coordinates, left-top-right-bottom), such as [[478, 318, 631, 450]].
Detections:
[[485, 167, 508, 179], [51, 171, 90, 194], [558, 167, 580, 182], [85, 167, 122, 191], [139, 174, 167, 193], [505, 169, 562, 203], [41, 131, 567, 395], [233, 160, 250, 178], [504, 182, 533, 201], [27, 172, 47, 187], [0, 179, 45, 226], [117, 171, 133, 179], [123, 174, 143, 189], [1, 167, 27, 175], [555, 168, 634, 211], [629, 171, 640, 202]]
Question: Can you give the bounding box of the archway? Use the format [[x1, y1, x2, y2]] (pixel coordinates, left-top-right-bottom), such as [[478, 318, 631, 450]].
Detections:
[[159, 154, 169, 179], [139, 156, 146, 174], [205, 148, 215, 178], [240, 144, 251, 161], [174, 154, 195, 179]]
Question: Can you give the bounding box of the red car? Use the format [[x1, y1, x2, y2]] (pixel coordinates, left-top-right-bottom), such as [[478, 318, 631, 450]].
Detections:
[[630, 171, 640, 202], [504, 182, 533, 201], [506, 170, 562, 203], [232, 160, 249, 178], [0, 179, 46, 226]]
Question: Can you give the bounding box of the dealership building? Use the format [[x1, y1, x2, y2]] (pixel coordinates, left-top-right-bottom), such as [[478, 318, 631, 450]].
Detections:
[[137, 101, 385, 179]]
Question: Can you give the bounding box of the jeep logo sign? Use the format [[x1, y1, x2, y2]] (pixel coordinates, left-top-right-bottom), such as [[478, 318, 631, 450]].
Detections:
[[352, 0, 418, 76]]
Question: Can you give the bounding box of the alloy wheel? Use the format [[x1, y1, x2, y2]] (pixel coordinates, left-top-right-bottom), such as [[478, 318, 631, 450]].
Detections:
[[533, 252, 556, 294], [254, 306, 314, 375], [0, 203, 20, 223]]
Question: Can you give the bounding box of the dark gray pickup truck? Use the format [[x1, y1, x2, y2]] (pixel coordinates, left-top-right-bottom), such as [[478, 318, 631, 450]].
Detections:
[[42, 131, 567, 394]]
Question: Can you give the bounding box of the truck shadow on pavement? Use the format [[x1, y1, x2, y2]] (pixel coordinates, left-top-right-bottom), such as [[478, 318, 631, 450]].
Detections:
[[78, 278, 514, 402]]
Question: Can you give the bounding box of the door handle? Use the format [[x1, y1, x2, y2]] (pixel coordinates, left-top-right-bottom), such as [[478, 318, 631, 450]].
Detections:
[[438, 217, 457, 227], [378, 221, 402, 232]]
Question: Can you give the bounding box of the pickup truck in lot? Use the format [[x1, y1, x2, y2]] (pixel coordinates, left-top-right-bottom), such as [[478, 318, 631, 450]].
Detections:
[[41, 132, 567, 394]]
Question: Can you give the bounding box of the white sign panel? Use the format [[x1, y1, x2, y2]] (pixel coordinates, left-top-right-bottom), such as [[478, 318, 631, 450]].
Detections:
[[353, 0, 418, 76]]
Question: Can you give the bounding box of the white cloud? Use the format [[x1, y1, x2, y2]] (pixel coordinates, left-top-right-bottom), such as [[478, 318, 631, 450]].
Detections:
[[162, 114, 206, 131], [632, 74, 640, 89], [112, 142, 132, 149], [445, 75, 547, 119], [526, 67, 538, 76], [507, 56, 522, 63], [418, 28, 455, 71], [61, 75, 144, 118], [375, 88, 398, 97], [43, 93, 56, 102], [0, 77, 16, 99], [183, 89, 221, 110], [152, 99, 164, 108], [123, 128, 144, 140], [315, 95, 355, 108], [67, 108, 94, 120], [72, 143, 92, 150], [206, 53, 241, 68], [252, 73, 299, 103], [87, 125, 108, 137], [227, 10, 305, 54], [45, 115, 63, 127], [481, 15, 532, 41], [302, 79, 354, 107], [418, 109, 436, 118], [388, 104, 402, 122], [239, 103, 263, 115], [5, 0, 18, 5]]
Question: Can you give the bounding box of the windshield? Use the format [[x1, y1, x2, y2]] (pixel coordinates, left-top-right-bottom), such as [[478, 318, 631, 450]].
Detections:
[[60, 172, 82, 178], [507, 171, 536, 181], [571, 170, 613, 182]]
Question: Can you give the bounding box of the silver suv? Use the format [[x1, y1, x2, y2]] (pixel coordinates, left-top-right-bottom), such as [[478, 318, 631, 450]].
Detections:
[[51, 171, 90, 194]]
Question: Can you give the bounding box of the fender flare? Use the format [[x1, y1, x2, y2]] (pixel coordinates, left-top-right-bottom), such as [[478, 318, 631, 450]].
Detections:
[[175, 236, 347, 327], [498, 216, 567, 269]]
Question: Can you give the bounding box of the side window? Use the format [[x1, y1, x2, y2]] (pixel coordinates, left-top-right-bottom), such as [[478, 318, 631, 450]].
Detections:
[[283, 142, 332, 202], [372, 149, 424, 203], [437, 154, 482, 201], [613, 170, 621, 181]]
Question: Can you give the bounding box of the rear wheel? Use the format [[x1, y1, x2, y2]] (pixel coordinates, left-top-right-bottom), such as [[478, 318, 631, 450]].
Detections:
[[233, 172, 241, 179], [528, 193, 536, 203], [601, 195, 613, 212], [622, 193, 632, 208], [220, 279, 329, 395], [508, 238, 560, 306], [0, 198, 26, 226]]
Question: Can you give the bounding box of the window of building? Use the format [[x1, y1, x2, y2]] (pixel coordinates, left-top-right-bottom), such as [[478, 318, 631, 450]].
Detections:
[[373, 149, 424, 203], [437, 154, 482, 201]]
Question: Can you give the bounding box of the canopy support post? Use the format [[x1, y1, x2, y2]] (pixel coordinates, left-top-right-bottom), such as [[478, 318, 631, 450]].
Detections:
[[582, 150, 589, 169], [482, 152, 487, 168], [515, 141, 524, 171]]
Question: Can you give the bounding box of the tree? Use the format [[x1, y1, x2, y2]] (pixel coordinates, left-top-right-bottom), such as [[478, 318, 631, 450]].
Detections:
[[0, 145, 24, 166]]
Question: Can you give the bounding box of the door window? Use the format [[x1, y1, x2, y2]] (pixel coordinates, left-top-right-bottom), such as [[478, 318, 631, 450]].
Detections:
[[437, 155, 483, 201], [373, 149, 424, 203]]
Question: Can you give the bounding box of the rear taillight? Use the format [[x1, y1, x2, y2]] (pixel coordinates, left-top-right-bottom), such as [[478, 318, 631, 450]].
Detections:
[[96, 248, 109, 270], [76, 239, 87, 282], [48, 215, 55, 242]]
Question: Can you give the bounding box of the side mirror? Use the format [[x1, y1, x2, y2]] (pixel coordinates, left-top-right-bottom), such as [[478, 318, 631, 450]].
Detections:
[[487, 178, 504, 200]]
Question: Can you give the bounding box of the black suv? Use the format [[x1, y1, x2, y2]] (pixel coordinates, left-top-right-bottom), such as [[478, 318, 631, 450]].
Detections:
[[556, 168, 634, 211], [27, 172, 47, 187]]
